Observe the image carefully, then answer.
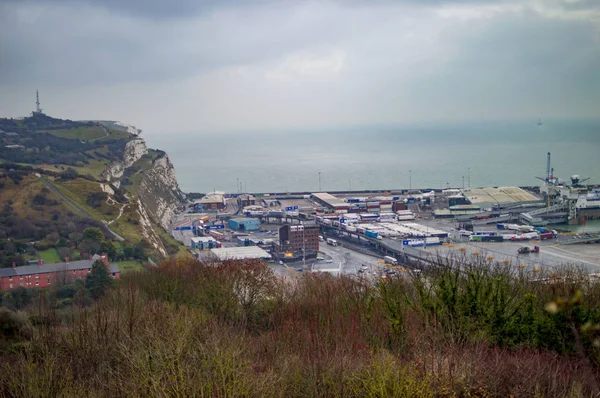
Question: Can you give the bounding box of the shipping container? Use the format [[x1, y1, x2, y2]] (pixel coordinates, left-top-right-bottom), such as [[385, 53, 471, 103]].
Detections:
[[481, 235, 503, 242]]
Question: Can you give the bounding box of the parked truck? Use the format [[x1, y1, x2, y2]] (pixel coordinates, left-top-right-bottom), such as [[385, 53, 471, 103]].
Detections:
[[384, 256, 398, 266]]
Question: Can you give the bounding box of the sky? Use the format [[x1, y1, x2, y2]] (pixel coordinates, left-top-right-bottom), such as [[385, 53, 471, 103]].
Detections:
[[0, 0, 599, 135]]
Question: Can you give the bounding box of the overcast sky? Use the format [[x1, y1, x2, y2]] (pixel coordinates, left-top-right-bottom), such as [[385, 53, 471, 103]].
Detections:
[[1, 0, 599, 134]]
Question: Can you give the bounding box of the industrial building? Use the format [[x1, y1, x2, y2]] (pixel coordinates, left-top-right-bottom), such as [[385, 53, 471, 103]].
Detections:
[[190, 236, 219, 250], [228, 217, 261, 231], [195, 192, 226, 211], [311, 192, 350, 213], [275, 223, 319, 261], [236, 236, 274, 247], [210, 246, 272, 261], [237, 194, 256, 207]]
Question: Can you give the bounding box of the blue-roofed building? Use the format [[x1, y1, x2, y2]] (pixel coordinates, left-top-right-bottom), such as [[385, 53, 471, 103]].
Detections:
[[228, 217, 261, 231]]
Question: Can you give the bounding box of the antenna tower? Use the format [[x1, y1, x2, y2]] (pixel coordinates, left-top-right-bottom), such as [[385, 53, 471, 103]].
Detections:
[[36, 90, 43, 113]]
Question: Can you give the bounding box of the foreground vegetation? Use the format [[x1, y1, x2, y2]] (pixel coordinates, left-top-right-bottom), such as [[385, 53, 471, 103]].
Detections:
[[0, 256, 599, 397]]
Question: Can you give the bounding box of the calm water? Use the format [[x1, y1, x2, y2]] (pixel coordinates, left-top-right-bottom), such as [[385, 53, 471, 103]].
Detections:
[[145, 119, 600, 194]]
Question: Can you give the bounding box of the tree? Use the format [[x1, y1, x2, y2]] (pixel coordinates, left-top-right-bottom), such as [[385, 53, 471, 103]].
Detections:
[[100, 241, 117, 259], [82, 227, 104, 243], [78, 239, 101, 257], [57, 247, 71, 261], [86, 260, 113, 300]]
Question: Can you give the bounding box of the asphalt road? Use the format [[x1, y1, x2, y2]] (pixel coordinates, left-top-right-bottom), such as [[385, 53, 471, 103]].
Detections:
[[379, 220, 600, 271], [315, 244, 382, 276]]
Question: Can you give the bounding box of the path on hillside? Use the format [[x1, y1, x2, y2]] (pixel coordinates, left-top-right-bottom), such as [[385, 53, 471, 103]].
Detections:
[[90, 124, 110, 142], [36, 175, 125, 241], [107, 203, 129, 226]]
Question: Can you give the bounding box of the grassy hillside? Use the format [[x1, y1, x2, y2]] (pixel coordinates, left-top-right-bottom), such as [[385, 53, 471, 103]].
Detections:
[[41, 125, 107, 141], [0, 258, 598, 396], [0, 114, 187, 265]]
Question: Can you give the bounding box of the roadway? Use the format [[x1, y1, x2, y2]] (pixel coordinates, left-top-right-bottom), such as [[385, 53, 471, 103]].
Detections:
[[319, 217, 600, 272], [379, 228, 600, 271], [313, 243, 383, 277]]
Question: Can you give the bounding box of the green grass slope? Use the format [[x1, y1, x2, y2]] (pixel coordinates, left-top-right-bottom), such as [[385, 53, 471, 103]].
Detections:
[[0, 114, 187, 265]]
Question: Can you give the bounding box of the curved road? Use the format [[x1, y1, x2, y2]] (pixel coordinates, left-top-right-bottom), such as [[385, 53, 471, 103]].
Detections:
[[37, 175, 125, 241]]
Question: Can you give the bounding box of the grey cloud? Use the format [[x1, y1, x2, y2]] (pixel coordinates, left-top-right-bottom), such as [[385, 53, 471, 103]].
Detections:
[[0, 0, 253, 18], [0, 0, 516, 19], [1, 0, 599, 129]]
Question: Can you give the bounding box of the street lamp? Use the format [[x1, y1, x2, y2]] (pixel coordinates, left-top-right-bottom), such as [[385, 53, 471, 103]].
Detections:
[[318, 172, 322, 192], [468, 167, 471, 188], [409, 169, 412, 191]]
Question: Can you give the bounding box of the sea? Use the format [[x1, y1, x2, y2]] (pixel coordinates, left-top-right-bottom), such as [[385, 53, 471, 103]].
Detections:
[[145, 119, 600, 195]]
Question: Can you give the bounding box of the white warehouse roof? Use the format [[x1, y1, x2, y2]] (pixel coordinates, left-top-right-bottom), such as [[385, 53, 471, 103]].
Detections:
[[210, 246, 272, 261]]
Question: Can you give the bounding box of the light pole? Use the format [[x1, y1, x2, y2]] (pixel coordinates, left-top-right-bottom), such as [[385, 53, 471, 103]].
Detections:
[[468, 167, 471, 188], [462, 176, 464, 189], [348, 179, 351, 192], [302, 222, 306, 268], [409, 169, 412, 191], [318, 172, 322, 192]]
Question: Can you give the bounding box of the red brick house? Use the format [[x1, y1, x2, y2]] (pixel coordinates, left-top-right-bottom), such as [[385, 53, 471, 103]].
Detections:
[[0, 254, 120, 291]]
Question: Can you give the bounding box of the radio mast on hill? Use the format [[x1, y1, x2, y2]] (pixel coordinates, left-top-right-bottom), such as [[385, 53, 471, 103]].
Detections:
[[32, 90, 45, 116]]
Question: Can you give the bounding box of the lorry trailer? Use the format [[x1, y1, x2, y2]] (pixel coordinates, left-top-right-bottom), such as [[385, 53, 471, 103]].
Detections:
[[384, 256, 399, 266]]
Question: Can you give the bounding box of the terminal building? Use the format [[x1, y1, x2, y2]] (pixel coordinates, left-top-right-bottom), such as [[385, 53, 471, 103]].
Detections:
[[311, 192, 350, 213], [194, 192, 226, 211], [460, 187, 541, 210]]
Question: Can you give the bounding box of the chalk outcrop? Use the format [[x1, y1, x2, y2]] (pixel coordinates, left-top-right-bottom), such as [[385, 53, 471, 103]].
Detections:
[[100, 131, 185, 247], [101, 139, 147, 186]]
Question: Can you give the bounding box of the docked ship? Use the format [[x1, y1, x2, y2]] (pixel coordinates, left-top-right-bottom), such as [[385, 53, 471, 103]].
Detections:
[[576, 188, 600, 211]]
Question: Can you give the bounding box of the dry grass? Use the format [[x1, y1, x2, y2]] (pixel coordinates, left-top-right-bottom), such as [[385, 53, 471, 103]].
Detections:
[[0, 257, 598, 397]]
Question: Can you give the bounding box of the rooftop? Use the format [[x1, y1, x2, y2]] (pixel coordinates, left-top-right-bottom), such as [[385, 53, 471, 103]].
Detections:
[[461, 187, 539, 205], [210, 246, 272, 261], [196, 193, 225, 204], [311, 192, 350, 208], [0, 259, 120, 278], [191, 236, 216, 243], [230, 217, 260, 223]]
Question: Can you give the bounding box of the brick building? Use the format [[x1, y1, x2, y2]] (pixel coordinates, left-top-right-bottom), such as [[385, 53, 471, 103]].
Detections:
[[237, 194, 256, 208], [275, 224, 319, 261], [0, 254, 120, 291]]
